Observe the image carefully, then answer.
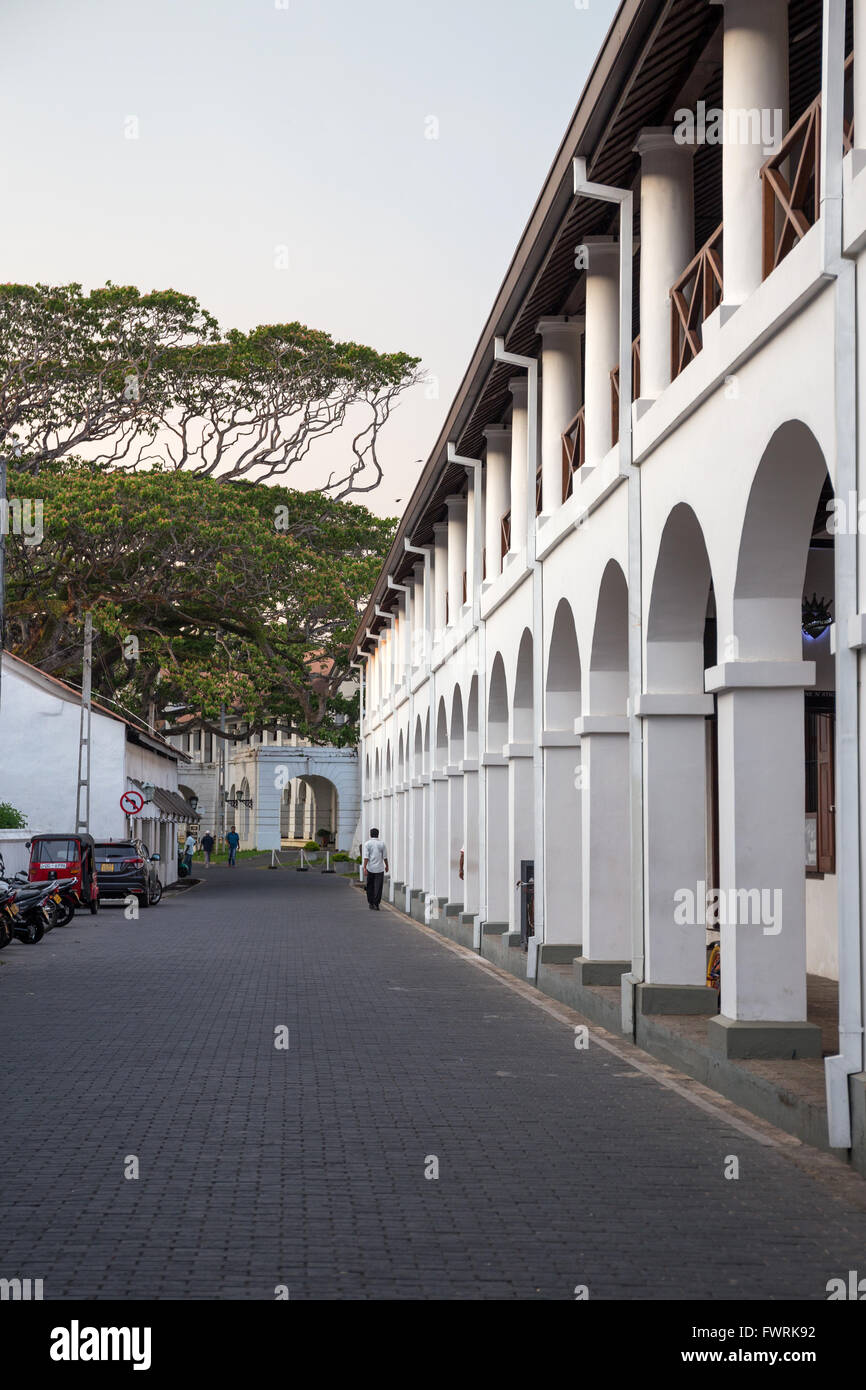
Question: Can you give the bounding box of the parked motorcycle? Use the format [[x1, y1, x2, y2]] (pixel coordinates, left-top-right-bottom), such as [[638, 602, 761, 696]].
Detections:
[[0, 872, 78, 945]]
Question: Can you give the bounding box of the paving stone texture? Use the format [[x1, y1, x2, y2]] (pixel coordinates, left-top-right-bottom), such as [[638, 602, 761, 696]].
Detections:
[[1, 861, 865, 1300]]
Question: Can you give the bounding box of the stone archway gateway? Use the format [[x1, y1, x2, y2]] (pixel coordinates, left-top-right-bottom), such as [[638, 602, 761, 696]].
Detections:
[[248, 747, 359, 854]]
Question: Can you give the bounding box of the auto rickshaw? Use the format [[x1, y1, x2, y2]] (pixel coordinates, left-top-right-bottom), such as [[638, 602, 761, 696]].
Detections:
[[27, 833, 100, 914]]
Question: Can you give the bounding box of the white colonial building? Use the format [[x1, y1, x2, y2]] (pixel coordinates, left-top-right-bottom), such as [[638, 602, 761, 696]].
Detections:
[[354, 0, 866, 1172], [166, 716, 360, 854], [0, 651, 193, 884]]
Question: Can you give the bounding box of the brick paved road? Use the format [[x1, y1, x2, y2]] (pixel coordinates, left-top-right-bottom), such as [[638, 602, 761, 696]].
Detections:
[[1, 861, 865, 1300]]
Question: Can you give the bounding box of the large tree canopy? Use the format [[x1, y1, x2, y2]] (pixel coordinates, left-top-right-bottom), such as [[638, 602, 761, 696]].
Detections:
[[0, 282, 420, 496], [5, 463, 395, 742]]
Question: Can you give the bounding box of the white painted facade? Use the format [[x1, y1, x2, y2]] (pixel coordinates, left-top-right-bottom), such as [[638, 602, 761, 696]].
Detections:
[[0, 652, 189, 885], [355, 0, 866, 1153], [170, 722, 360, 854]]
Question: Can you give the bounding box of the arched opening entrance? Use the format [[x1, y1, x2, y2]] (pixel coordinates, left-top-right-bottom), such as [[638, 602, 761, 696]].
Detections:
[[644, 504, 717, 1003], [544, 599, 582, 947], [411, 714, 426, 893], [510, 630, 535, 944], [581, 560, 630, 964], [449, 687, 465, 903], [707, 420, 831, 1056], [432, 698, 449, 900], [463, 676, 480, 914], [486, 654, 510, 926]]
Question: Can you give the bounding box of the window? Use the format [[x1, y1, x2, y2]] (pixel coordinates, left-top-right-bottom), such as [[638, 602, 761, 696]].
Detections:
[[805, 694, 835, 874]]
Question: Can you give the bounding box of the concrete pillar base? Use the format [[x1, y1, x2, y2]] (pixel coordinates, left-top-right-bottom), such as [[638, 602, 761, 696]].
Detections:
[[539, 942, 582, 965], [707, 1015, 822, 1060], [506, 932, 524, 948], [444, 901, 464, 918], [574, 957, 629, 987], [460, 912, 475, 927], [482, 921, 508, 936], [637, 982, 718, 1016]]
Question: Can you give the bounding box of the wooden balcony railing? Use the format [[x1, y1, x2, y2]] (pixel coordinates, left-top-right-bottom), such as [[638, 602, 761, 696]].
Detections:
[[500, 510, 511, 560], [561, 404, 585, 501], [670, 224, 723, 380], [610, 336, 641, 446], [761, 53, 854, 280]]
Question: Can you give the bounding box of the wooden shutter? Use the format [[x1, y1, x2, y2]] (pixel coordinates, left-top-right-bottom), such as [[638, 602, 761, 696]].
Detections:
[[816, 711, 835, 874]]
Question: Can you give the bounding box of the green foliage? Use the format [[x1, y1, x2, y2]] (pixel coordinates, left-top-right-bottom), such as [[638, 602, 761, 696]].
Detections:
[[5, 463, 395, 742], [0, 801, 27, 829], [303, 840, 321, 852]]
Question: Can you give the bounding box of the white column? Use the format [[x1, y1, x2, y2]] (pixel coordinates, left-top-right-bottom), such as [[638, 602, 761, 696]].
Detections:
[[400, 589, 411, 680], [508, 377, 529, 556], [410, 560, 425, 669], [432, 771, 449, 902], [484, 760, 510, 923], [856, 0, 866, 150], [465, 471, 478, 602], [445, 494, 467, 626], [432, 521, 448, 644], [483, 425, 511, 580], [710, 673, 815, 1029], [719, 0, 788, 306], [507, 746, 534, 935], [448, 767, 464, 902], [633, 128, 695, 400], [543, 738, 582, 945], [462, 760, 480, 913], [537, 317, 583, 515], [411, 780, 425, 890], [640, 706, 711, 986], [577, 718, 630, 961], [583, 237, 620, 466]]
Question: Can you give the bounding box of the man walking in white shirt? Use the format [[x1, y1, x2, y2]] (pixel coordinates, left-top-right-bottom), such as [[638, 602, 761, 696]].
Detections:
[[362, 828, 389, 911]]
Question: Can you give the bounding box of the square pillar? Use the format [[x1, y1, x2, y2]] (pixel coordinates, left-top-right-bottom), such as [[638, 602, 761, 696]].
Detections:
[[638, 696, 713, 994], [462, 762, 480, 914], [483, 758, 509, 924], [704, 660, 821, 1058], [447, 766, 464, 903], [542, 736, 582, 946], [576, 715, 630, 962], [506, 743, 534, 935], [431, 771, 449, 900]]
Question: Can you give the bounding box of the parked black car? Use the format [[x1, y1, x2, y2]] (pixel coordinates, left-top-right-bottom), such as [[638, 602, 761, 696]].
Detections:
[[93, 839, 163, 908]]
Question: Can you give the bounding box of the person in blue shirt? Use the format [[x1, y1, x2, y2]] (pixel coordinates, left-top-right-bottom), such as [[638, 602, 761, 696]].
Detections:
[[226, 828, 240, 866]]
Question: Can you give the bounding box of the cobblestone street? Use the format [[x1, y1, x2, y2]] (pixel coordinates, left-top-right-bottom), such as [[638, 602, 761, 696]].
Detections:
[[1, 861, 865, 1301]]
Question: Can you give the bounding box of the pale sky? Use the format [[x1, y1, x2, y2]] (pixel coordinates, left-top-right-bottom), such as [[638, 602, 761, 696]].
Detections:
[[1, 0, 619, 515]]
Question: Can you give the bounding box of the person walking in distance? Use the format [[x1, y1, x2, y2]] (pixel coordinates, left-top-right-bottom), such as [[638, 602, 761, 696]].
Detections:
[[182, 831, 196, 874], [362, 827, 389, 911], [226, 826, 240, 867], [200, 831, 215, 868]]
